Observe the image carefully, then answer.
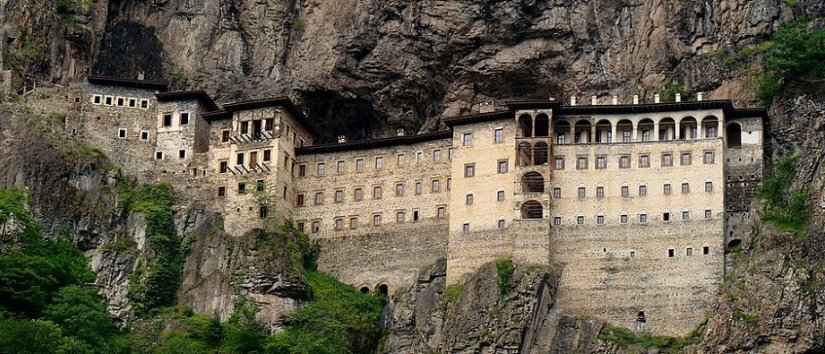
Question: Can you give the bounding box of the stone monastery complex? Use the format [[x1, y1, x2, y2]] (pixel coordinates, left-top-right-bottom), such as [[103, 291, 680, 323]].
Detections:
[[53, 76, 764, 336]]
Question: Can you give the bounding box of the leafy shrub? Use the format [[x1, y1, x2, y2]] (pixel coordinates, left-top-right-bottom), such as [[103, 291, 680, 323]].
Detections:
[[756, 20, 825, 103], [660, 80, 686, 102], [445, 283, 464, 304], [43, 286, 116, 348], [0, 188, 39, 241], [598, 323, 701, 353], [496, 258, 514, 300], [759, 154, 809, 236]]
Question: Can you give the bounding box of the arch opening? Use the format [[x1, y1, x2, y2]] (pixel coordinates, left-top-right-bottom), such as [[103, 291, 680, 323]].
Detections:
[[679, 117, 698, 139], [574, 120, 592, 144], [554, 120, 571, 144], [360, 287, 370, 294], [617, 119, 633, 143], [534, 114, 549, 137], [659, 118, 676, 141], [595, 120, 612, 143], [518, 142, 532, 166], [519, 114, 533, 138], [637, 119, 654, 142], [378, 284, 389, 297], [702, 116, 719, 138], [521, 200, 544, 219], [522, 172, 545, 193], [726, 122, 742, 147]]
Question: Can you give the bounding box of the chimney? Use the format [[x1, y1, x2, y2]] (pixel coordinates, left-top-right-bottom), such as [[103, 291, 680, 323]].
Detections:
[[396, 128, 406, 137], [633, 95, 639, 104], [612, 96, 618, 105], [591, 96, 598, 105], [337, 135, 347, 143], [696, 92, 704, 101], [478, 101, 495, 113], [570, 96, 577, 106], [675, 93, 681, 102], [654, 94, 660, 103]]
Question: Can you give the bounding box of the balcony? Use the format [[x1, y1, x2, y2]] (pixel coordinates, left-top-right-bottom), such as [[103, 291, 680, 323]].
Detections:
[[230, 130, 276, 145], [230, 163, 273, 175]]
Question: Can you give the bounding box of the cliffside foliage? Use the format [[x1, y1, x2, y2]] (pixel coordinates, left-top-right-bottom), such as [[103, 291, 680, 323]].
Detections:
[[117, 181, 184, 316], [756, 20, 825, 103], [759, 154, 809, 236], [495, 258, 514, 300], [598, 323, 703, 353]]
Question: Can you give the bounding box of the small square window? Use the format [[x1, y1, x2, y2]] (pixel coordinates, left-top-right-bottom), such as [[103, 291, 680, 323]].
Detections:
[[297, 222, 306, 232], [620, 214, 628, 224], [661, 153, 673, 167], [335, 218, 344, 230], [619, 155, 631, 169], [354, 188, 364, 201], [350, 217, 359, 229], [668, 249, 675, 258], [663, 212, 671, 222], [577, 187, 586, 199], [554, 156, 565, 170], [639, 214, 648, 224], [680, 152, 692, 166], [682, 210, 690, 221], [140, 99, 149, 109], [497, 160, 509, 174], [465, 194, 474, 206], [105, 96, 113, 106], [464, 163, 475, 177], [116, 97, 125, 106], [704, 151, 715, 164], [595, 156, 607, 169], [162, 114, 173, 127], [218, 187, 226, 197], [431, 179, 441, 193], [576, 157, 588, 170], [596, 215, 605, 225], [664, 184, 672, 195], [128, 98, 137, 108], [433, 150, 441, 161], [686, 247, 693, 256], [179, 150, 186, 159], [681, 182, 690, 194], [221, 130, 230, 143], [180, 112, 190, 125], [263, 150, 272, 162], [140, 131, 149, 141], [462, 223, 470, 233], [254, 180, 264, 192], [155, 151, 164, 160], [311, 221, 320, 233], [314, 192, 324, 205], [497, 219, 506, 229], [576, 216, 585, 225], [437, 207, 446, 219], [497, 190, 505, 201], [703, 246, 710, 255], [705, 209, 712, 219], [118, 128, 127, 139], [238, 183, 247, 194], [621, 186, 629, 197], [92, 95, 102, 104], [553, 217, 561, 225], [462, 133, 473, 146]]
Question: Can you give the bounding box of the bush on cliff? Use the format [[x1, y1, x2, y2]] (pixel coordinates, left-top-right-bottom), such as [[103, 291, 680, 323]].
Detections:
[[759, 154, 809, 236], [756, 20, 825, 103]]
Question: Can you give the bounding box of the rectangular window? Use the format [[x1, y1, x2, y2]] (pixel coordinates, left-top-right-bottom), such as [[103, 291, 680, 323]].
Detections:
[[373, 186, 383, 200], [354, 188, 364, 201], [680, 152, 692, 166], [296, 194, 305, 207], [128, 98, 136, 108], [497, 190, 505, 201], [553, 217, 561, 225], [621, 185, 629, 197], [298, 165, 307, 177], [462, 223, 470, 233], [622, 129, 632, 143], [576, 156, 588, 170], [703, 246, 710, 255], [639, 154, 650, 168], [220, 161, 229, 173], [256, 180, 265, 192], [705, 181, 713, 193], [447, 178, 451, 191], [350, 217, 359, 229], [297, 222, 306, 233], [620, 214, 628, 224], [336, 160, 345, 174], [704, 151, 715, 164], [682, 182, 690, 194], [116, 97, 125, 106], [577, 187, 586, 199], [554, 156, 565, 170], [664, 183, 672, 195], [576, 216, 585, 225], [335, 218, 344, 230], [494, 128, 503, 144], [465, 194, 473, 206], [92, 95, 102, 104], [433, 150, 441, 161], [335, 190, 344, 203], [639, 213, 648, 224], [663, 212, 671, 222], [682, 210, 690, 220], [464, 163, 475, 177], [238, 183, 247, 194], [105, 96, 113, 105], [437, 207, 446, 219], [639, 185, 647, 197], [179, 150, 186, 159], [497, 160, 509, 174], [249, 151, 258, 166], [240, 121, 249, 135], [431, 179, 441, 193], [412, 209, 420, 222], [263, 150, 271, 162], [662, 153, 673, 167], [180, 112, 190, 125], [356, 159, 365, 172], [416, 151, 423, 162], [668, 249, 675, 258], [395, 183, 404, 197], [141, 99, 149, 109], [118, 128, 127, 139], [595, 156, 607, 169], [311, 221, 320, 233], [497, 219, 506, 229], [314, 192, 323, 205], [397, 154, 405, 167], [396, 211, 405, 224], [705, 209, 712, 219], [596, 186, 605, 199], [415, 182, 422, 195], [163, 114, 173, 127], [155, 151, 164, 160], [218, 187, 226, 197], [686, 247, 694, 257], [597, 215, 605, 225], [221, 130, 230, 143], [553, 187, 561, 199], [619, 155, 631, 169], [265, 119, 274, 131], [448, 148, 453, 161], [260, 206, 269, 219], [317, 163, 326, 177], [236, 153, 245, 166], [462, 133, 473, 146], [375, 157, 384, 170]]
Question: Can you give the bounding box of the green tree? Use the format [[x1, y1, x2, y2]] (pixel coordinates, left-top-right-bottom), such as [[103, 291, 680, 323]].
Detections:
[[43, 285, 115, 348], [0, 318, 91, 354]]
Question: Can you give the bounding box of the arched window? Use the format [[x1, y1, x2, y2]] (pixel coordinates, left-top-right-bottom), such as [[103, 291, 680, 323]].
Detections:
[[574, 120, 592, 144], [659, 118, 675, 141], [518, 142, 532, 166], [554, 120, 571, 144], [637, 119, 654, 142], [360, 287, 370, 294], [679, 117, 698, 139], [521, 200, 543, 219], [702, 116, 719, 138], [534, 142, 549, 165], [378, 284, 389, 297], [534, 114, 549, 137], [726, 123, 742, 147], [595, 120, 612, 143], [617, 120, 633, 143], [519, 114, 533, 138], [522, 172, 545, 193]]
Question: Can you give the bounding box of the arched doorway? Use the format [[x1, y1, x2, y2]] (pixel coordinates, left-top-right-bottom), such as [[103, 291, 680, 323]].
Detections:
[[521, 200, 543, 219], [378, 284, 389, 297], [522, 172, 545, 193], [726, 122, 742, 147], [702, 116, 719, 138], [679, 117, 698, 139], [637, 119, 654, 142]]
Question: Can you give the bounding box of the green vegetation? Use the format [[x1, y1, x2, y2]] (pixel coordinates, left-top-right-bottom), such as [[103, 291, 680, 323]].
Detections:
[[118, 181, 183, 316], [598, 323, 703, 353], [445, 283, 464, 304], [755, 20, 825, 103], [660, 80, 686, 102], [292, 19, 306, 32], [759, 154, 809, 237], [496, 258, 514, 300], [733, 308, 759, 327], [0, 188, 39, 241]]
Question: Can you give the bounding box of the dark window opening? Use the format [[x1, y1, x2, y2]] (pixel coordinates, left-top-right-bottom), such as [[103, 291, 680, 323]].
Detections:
[[221, 130, 230, 143], [163, 114, 173, 127], [726, 123, 742, 147], [360, 287, 369, 294], [521, 200, 543, 219], [180, 113, 190, 125], [378, 284, 389, 297]]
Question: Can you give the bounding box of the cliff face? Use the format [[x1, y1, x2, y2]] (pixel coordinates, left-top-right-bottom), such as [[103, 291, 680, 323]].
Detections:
[[5, 0, 822, 141]]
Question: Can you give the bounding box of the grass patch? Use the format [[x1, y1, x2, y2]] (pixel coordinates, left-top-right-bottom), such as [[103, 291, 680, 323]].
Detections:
[[759, 154, 809, 237], [598, 323, 703, 353], [496, 258, 514, 300], [445, 283, 464, 304]]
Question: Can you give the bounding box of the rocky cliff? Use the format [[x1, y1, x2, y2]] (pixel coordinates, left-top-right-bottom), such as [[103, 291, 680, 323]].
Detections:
[[4, 0, 823, 141]]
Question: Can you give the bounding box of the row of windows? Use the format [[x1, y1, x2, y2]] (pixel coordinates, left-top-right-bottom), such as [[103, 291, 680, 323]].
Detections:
[[91, 94, 150, 109], [160, 112, 191, 128], [460, 128, 507, 147], [220, 149, 279, 172], [296, 177, 452, 207], [297, 149, 452, 177], [296, 206, 448, 233], [552, 181, 715, 199], [551, 151, 715, 170], [551, 209, 714, 226]]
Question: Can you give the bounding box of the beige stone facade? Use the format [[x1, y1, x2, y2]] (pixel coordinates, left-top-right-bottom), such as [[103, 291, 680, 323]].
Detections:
[[63, 78, 766, 336]]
